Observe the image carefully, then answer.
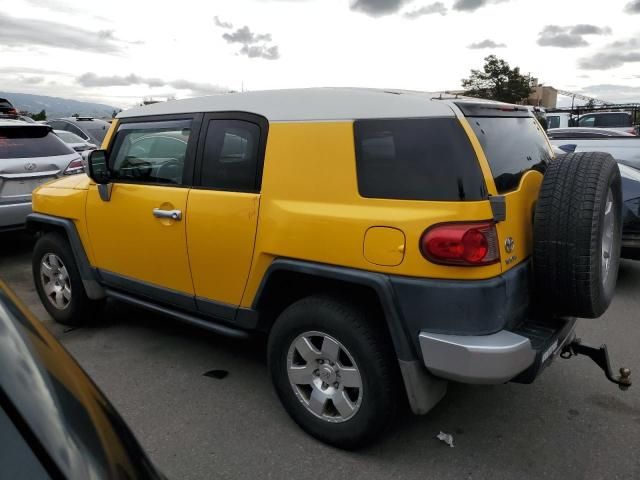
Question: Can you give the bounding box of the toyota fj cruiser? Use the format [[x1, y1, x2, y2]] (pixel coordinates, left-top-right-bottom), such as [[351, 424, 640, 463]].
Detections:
[[27, 88, 631, 448]]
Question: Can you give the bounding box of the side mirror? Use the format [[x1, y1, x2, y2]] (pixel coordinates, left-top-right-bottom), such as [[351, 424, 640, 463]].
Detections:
[[87, 150, 110, 184]]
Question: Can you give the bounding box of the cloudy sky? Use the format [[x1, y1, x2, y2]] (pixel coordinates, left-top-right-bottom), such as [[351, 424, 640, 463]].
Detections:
[[1, 0, 639, 108]]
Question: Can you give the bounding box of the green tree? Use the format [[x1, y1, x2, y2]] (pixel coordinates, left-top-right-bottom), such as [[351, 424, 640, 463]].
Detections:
[[462, 55, 533, 104], [31, 109, 47, 121]]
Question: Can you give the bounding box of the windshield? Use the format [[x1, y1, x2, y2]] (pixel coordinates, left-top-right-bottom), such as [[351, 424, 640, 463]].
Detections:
[[0, 127, 74, 159], [469, 116, 551, 193]]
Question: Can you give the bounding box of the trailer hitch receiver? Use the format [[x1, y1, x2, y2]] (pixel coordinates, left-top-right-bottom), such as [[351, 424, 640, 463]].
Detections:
[[560, 339, 631, 391]]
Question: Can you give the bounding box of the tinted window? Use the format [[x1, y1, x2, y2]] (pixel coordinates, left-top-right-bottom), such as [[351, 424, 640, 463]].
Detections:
[[577, 115, 596, 127], [0, 127, 73, 159], [354, 118, 486, 201], [200, 119, 261, 191], [66, 123, 90, 140], [110, 120, 192, 185], [547, 116, 560, 129], [594, 113, 632, 128], [79, 121, 109, 143], [48, 120, 67, 130], [469, 116, 551, 194]]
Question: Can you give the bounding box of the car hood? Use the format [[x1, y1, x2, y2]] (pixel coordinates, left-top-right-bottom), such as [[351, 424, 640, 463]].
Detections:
[[43, 173, 92, 190]]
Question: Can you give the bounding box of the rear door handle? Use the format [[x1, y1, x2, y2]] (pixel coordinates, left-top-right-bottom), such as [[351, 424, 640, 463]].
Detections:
[[153, 208, 182, 221]]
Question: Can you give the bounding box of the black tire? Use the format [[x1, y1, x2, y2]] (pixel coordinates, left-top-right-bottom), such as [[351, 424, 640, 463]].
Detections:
[[32, 232, 104, 326], [533, 151, 622, 318], [267, 295, 399, 449]]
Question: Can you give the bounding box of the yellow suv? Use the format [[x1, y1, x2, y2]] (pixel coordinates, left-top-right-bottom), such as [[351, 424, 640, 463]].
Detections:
[[28, 88, 628, 448]]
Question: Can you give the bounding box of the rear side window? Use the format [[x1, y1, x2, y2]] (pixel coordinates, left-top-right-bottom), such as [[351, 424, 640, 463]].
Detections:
[[0, 127, 73, 159], [354, 118, 487, 201], [468, 117, 551, 193], [200, 119, 261, 192], [595, 114, 632, 128], [110, 120, 192, 185], [547, 116, 560, 129]]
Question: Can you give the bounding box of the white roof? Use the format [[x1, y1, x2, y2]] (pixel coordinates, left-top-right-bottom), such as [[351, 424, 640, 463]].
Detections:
[[118, 87, 457, 122]]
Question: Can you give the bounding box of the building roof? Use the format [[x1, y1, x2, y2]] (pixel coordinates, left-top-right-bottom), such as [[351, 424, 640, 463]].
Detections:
[[117, 87, 459, 122]]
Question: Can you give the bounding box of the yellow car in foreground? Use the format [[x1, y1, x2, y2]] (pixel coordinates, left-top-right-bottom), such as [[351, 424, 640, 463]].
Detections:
[[27, 88, 629, 448]]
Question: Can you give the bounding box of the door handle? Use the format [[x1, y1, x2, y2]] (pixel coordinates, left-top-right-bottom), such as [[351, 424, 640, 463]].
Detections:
[[153, 208, 182, 221]]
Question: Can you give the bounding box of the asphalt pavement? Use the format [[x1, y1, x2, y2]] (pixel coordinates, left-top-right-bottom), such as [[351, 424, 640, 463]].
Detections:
[[1, 231, 639, 480]]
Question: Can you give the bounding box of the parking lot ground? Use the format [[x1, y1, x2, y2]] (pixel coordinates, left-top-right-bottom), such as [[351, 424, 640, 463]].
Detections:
[[1, 230, 639, 480]]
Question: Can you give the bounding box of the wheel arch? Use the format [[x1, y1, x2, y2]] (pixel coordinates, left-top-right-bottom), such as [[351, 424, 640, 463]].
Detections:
[[26, 213, 105, 300], [253, 259, 447, 415]]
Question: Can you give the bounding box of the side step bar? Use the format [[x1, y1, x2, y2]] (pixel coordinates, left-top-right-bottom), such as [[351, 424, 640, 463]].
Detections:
[[105, 288, 250, 340], [561, 338, 632, 390]]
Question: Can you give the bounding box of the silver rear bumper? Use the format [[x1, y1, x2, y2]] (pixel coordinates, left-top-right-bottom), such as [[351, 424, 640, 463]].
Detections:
[[0, 201, 32, 229], [419, 330, 537, 384]]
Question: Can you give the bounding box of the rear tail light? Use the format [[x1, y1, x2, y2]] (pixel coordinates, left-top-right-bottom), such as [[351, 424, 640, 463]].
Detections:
[[64, 157, 85, 175], [8, 108, 17, 115], [420, 221, 500, 266]]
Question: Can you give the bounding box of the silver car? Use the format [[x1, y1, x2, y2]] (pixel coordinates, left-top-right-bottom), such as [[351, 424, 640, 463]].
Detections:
[[0, 120, 83, 231]]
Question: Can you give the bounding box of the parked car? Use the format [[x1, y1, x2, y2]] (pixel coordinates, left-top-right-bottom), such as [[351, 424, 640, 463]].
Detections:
[[0, 279, 162, 479], [27, 88, 629, 448], [47, 117, 111, 147], [547, 112, 573, 129], [53, 129, 97, 153], [0, 121, 84, 231], [547, 127, 635, 139], [0, 97, 18, 118], [18, 115, 36, 124], [577, 111, 637, 135], [549, 133, 640, 170]]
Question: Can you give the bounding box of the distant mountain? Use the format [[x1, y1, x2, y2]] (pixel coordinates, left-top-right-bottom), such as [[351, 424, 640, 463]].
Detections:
[[0, 91, 118, 119]]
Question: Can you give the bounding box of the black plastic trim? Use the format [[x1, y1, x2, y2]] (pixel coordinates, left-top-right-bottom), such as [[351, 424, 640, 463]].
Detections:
[[252, 258, 417, 361], [489, 195, 506, 222], [105, 289, 249, 339], [391, 260, 531, 354], [99, 270, 197, 311], [25, 213, 104, 299]]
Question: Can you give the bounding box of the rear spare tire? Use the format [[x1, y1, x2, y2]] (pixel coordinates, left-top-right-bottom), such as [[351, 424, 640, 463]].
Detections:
[[533, 151, 622, 318]]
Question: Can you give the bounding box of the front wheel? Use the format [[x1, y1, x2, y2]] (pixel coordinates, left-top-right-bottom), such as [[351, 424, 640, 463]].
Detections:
[[267, 295, 399, 449], [32, 232, 103, 326]]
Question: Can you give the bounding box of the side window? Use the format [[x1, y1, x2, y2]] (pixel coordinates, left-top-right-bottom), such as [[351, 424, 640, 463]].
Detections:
[[578, 115, 595, 127], [547, 116, 560, 129], [109, 119, 192, 186], [66, 123, 90, 141], [200, 119, 261, 191]]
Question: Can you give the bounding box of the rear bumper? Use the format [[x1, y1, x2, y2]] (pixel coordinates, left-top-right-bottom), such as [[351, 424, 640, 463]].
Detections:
[[0, 201, 32, 229], [418, 317, 576, 384]]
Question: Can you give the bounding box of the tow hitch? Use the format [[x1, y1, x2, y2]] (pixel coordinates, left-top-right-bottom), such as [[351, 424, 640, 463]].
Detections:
[[561, 339, 631, 390]]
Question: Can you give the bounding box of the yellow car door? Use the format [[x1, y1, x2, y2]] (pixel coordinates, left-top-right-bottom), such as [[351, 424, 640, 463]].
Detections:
[[86, 117, 200, 308], [186, 114, 266, 323]]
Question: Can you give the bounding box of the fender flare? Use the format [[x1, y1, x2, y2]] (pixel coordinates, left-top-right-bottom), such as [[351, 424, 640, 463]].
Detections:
[[26, 213, 105, 300]]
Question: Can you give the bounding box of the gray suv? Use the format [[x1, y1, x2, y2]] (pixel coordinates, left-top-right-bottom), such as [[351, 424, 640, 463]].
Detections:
[[0, 120, 82, 231], [47, 117, 111, 147]]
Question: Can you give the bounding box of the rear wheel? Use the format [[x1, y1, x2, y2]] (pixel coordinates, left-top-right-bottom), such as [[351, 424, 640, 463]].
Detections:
[[268, 295, 398, 449], [33, 232, 103, 326], [533, 151, 622, 318]]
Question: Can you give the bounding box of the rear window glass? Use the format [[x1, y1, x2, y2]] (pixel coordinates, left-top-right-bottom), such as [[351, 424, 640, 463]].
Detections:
[[0, 127, 73, 159], [469, 117, 551, 194], [354, 118, 487, 201]]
